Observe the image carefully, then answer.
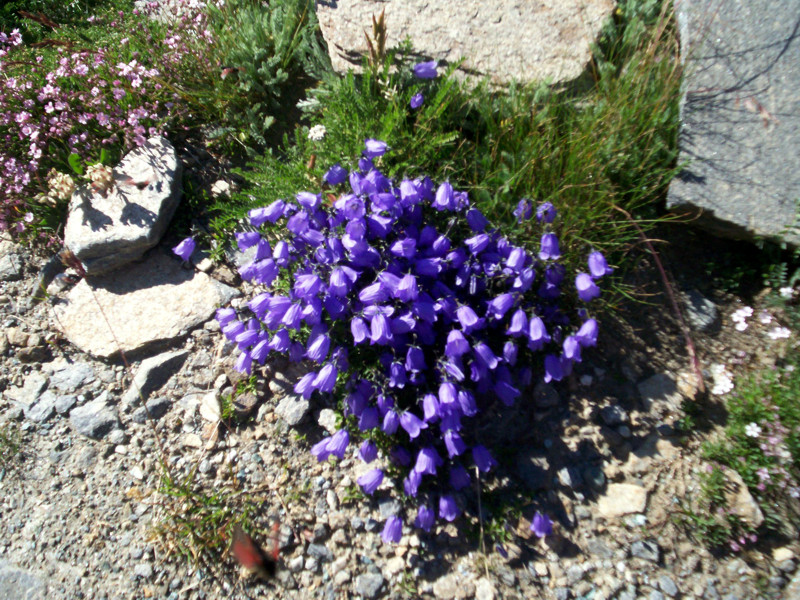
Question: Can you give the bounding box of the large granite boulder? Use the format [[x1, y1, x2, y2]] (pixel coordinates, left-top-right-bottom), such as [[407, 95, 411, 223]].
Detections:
[[52, 250, 238, 360], [64, 136, 183, 275], [316, 0, 616, 85], [667, 0, 800, 245]]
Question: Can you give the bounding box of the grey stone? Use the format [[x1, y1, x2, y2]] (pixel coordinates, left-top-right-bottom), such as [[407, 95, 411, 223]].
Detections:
[[586, 539, 613, 558], [557, 466, 583, 489], [121, 350, 189, 407], [659, 575, 679, 597], [0, 240, 23, 282], [566, 564, 585, 585], [54, 395, 78, 415], [25, 390, 57, 423], [133, 562, 153, 579], [553, 588, 570, 600], [649, 591, 664, 600], [631, 540, 660, 563], [131, 396, 172, 423], [64, 136, 183, 276], [317, 0, 616, 86], [4, 371, 49, 407], [778, 559, 796, 573], [723, 468, 764, 528], [378, 499, 403, 520], [516, 451, 550, 490], [69, 396, 120, 439], [274, 395, 310, 427], [0, 560, 47, 600], [600, 404, 628, 426], [53, 251, 238, 359], [107, 428, 127, 445], [307, 543, 333, 563], [354, 572, 384, 599], [317, 408, 338, 434], [637, 373, 682, 413], [668, 0, 800, 245], [48, 362, 96, 393], [232, 392, 258, 418], [533, 381, 560, 408], [683, 289, 719, 332]]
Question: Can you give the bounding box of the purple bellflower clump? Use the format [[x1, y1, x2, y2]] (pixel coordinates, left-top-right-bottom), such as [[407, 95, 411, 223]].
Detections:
[[217, 140, 605, 542]]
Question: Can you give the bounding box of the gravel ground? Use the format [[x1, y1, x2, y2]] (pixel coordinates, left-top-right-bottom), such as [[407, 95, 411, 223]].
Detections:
[[0, 233, 798, 600]]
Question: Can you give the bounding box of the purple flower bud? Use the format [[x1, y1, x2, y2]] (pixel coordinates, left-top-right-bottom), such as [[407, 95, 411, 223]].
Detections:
[[422, 393, 440, 422], [172, 237, 195, 261], [503, 341, 518, 365], [216, 307, 237, 326], [294, 372, 316, 399], [311, 437, 332, 461], [538, 233, 560, 260], [474, 342, 499, 370], [251, 338, 269, 363], [472, 445, 498, 472], [506, 247, 526, 271], [324, 163, 348, 185], [495, 380, 520, 406], [359, 406, 379, 430], [410, 92, 424, 109], [359, 440, 378, 463], [296, 191, 321, 211], [351, 317, 369, 344], [457, 390, 478, 417], [575, 318, 598, 347], [363, 138, 388, 159], [449, 464, 471, 490], [456, 305, 481, 332], [530, 512, 553, 538], [400, 411, 427, 439], [414, 447, 442, 476], [268, 328, 290, 352], [466, 208, 489, 232], [358, 469, 384, 495], [235, 231, 260, 251], [413, 60, 438, 79], [359, 281, 388, 304], [381, 516, 403, 543], [327, 429, 349, 459], [444, 430, 467, 458], [434, 182, 454, 211], [528, 315, 550, 350], [439, 382, 458, 406], [306, 332, 330, 363], [575, 273, 600, 302], [313, 363, 338, 393], [536, 202, 557, 223], [439, 495, 460, 522], [563, 335, 581, 362], [370, 313, 393, 345], [465, 233, 490, 255], [544, 354, 563, 383], [507, 308, 528, 337], [234, 350, 252, 374], [255, 199, 286, 225], [404, 469, 422, 497], [415, 505, 435, 531], [588, 251, 613, 278], [513, 199, 533, 222], [487, 293, 515, 319]]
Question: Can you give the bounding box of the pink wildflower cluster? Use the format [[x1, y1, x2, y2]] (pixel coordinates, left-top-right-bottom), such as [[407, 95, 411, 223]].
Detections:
[[0, 17, 184, 237]]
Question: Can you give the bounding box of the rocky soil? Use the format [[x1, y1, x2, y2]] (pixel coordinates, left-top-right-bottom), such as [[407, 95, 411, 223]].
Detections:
[[0, 227, 798, 600]]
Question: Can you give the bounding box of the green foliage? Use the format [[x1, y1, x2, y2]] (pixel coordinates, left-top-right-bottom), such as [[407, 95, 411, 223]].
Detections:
[[678, 465, 757, 550], [0, 0, 117, 41], [222, 3, 682, 281], [182, 0, 332, 152], [155, 464, 261, 571], [701, 357, 800, 535], [0, 421, 22, 468]]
